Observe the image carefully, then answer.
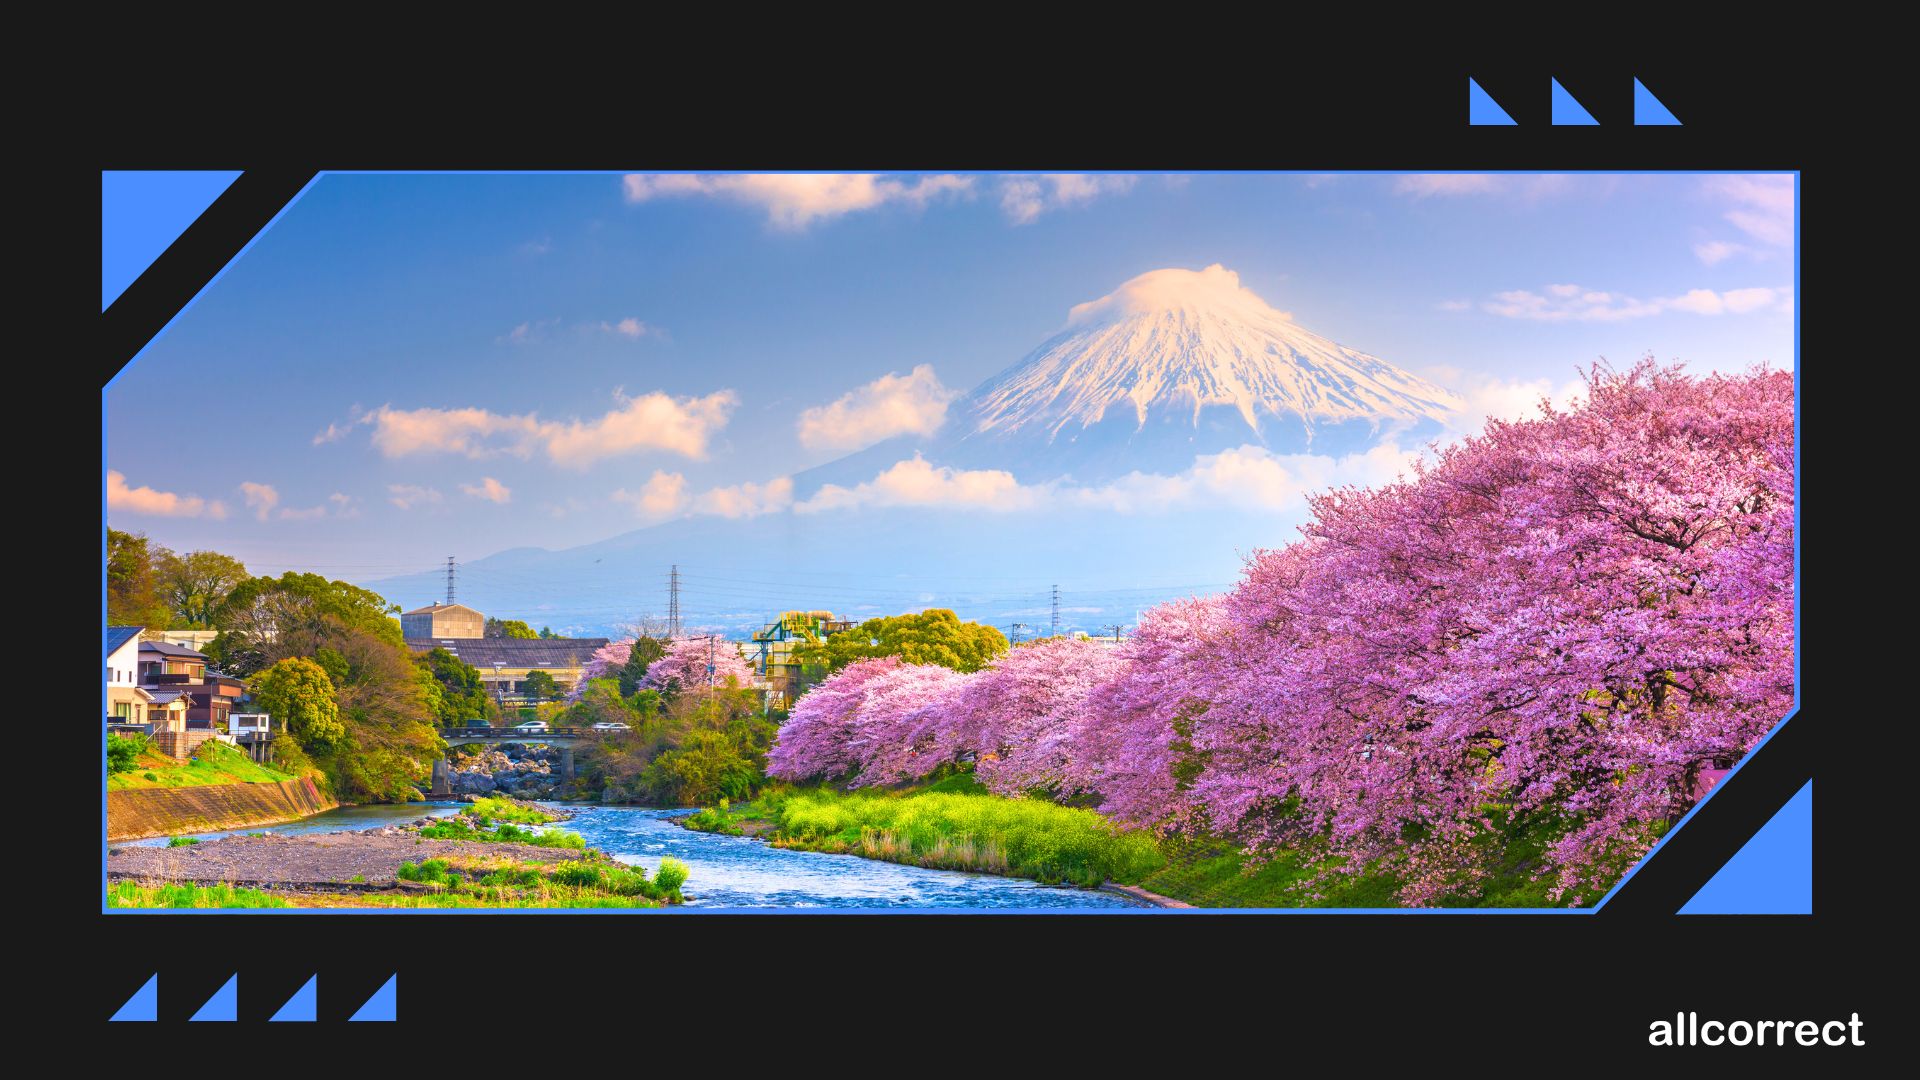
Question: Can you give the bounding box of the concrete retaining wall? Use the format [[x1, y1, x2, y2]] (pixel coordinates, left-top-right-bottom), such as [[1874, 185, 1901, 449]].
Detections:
[[107, 777, 337, 842]]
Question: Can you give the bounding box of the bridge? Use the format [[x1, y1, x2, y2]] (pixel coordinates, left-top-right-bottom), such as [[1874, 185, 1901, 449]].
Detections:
[[429, 727, 598, 798]]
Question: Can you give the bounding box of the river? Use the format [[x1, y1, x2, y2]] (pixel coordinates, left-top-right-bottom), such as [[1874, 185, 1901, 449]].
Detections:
[[554, 806, 1140, 909], [114, 801, 1140, 909]]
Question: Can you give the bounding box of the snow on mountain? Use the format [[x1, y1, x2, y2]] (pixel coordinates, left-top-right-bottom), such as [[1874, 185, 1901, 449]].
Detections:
[[970, 264, 1459, 440], [801, 264, 1461, 488]]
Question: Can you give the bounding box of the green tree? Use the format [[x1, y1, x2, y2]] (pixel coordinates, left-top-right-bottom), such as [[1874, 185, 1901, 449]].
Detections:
[[252, 657, 345, 753], [522, 669, 561, 701], [801, 609, 1008, 674], [538, 626, 559, 639], [155, 548, 249, 628], [210, 571, 403, 674], [618, 636, 668, 696], [416, 647, 496, 725], [107, 528, 170, 628], [485, 617, 539, 639]]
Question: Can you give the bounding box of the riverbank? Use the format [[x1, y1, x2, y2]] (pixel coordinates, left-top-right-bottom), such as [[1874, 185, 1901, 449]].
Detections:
[[678, 776, 1591, 908], [107, 776, 339, 842], [107, 798, 688, 908], [680, 777, 1166, 894]]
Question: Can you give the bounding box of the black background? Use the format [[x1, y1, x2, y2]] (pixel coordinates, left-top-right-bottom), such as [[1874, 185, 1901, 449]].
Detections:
[[72, 36, 1874, 1065]]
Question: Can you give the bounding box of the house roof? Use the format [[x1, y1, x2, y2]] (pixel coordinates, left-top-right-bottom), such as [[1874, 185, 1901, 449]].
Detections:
[[139, 640, 208, 661], [403, 602, 484, 618], [406, 637, 610, 670], [144, 688, 189, 705], [106, 626, 143, 657]]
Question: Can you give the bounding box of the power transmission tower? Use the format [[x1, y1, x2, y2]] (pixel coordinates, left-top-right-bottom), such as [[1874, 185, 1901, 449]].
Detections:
[[1103, 623, 1124, 643], [667, 565, 682, 638], [1050, 585, 1061, 638], [1007, 621, 1029, 644], [445, 556, 457, 605]]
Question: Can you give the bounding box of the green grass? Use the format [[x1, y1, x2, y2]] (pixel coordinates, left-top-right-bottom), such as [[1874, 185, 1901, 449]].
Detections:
[[416, 817, 587, 850], [464, 796, 560, 826], [700, 784, 1165, 888], [108, 881, 292, 908], [687, 774, 1632, 908], [107, 741, 301, 791], [166, 836, 201, 847]]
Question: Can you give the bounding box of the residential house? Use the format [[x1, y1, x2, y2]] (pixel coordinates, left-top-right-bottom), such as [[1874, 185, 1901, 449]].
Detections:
[[107, 625, 155, 726], [138, 640, 248, 729]]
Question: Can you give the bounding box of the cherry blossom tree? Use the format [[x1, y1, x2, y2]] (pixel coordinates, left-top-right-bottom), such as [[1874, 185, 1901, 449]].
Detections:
[[643, 635, 756, 695], [568, 638, 636, 701], [846, 662, 972, 786], [1179, 361, 1794, 903], [952, 637, 1129, 797], [766, 656, 902, 781]]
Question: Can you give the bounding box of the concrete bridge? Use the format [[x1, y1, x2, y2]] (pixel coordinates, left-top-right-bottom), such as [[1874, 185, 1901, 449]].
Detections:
[[430, 726, 592, 798]]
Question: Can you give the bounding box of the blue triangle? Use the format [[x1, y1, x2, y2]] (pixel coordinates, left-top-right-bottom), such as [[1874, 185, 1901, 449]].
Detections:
[[101, 170, 241, 312], [110, 974, 158, 1022], [1681, 781, 1813, 914], [1469, 79, 1515, 125], [1551, 78, 1598, 125], [189, 974, 238, 1022], [1634, 77, 1682, 125], [270, 975, 318, 1022], [349, 974, 397, 1022]]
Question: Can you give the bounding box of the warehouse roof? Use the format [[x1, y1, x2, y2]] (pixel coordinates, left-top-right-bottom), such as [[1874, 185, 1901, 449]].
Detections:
[[406, 637, 609, 669]]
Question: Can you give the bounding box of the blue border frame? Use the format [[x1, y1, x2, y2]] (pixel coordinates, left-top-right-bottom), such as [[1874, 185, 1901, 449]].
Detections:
[[103, 169, 1801, 914]]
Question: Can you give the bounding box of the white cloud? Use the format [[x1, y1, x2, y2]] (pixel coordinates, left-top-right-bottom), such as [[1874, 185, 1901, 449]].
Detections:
[[388, 484, 444, 510], [461, 477, 512, 503], [799, 456, 1041, 513], [364, 389, 737, 466], [614, 471, 793, 520], [998, 174, 1137, 224], [795, 445, 1432, 518], [1435, 299, 1473, 312], [498, 317, 560, 346], [328, 492, 361, 519], [1393, 174, 1574, 200], [612, 471, 688, 518], [239, 482, 279, 522], [106, 470, 224, 518], [313, 421, 352, 445], [796, 364, 959, 452], [1481, 283, 1792, 321], [1694, 239, 1750, 265], [1704, 174, 1793, 248], [622, 173, 974, 229], [277, 504, 328, 521], [1422, 370, 1588, 437], [596, 317, 649, 339], [697, 477, 793, 518]]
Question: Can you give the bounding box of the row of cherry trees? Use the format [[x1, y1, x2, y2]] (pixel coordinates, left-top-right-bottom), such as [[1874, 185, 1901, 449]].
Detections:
[[574, 634, 756, 699], [768, 362, 1796, 904]]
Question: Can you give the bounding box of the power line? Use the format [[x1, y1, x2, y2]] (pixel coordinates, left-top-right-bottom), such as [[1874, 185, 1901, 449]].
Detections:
[[666, 564, 682, 639]]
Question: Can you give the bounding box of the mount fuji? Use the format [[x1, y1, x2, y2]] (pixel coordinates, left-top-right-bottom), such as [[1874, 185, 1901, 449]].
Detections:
[[799, 264, 1460, 491], [370, 265, 1466, 634]]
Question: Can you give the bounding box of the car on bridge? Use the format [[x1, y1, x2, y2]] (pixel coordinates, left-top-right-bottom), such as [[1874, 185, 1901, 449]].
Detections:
[[591, 721, 631, 731], [513, 720, 550, 733]]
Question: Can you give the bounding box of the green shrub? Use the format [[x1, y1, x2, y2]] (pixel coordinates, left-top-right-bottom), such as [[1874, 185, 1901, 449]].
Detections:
[[107, 733, 149, 774], [653, 858, 689, 896], [167, 836, 201, 847]]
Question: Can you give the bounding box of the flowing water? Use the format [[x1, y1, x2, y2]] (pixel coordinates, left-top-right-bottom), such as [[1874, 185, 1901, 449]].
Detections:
[[553, 805, 1141, 910]]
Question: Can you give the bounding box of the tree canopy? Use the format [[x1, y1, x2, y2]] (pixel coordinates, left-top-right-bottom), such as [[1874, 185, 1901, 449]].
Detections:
[[801, 609, 1008, 674], [106, 529, 170, 628], [485, 617, 539, 639], [252, 657, 344, 754]]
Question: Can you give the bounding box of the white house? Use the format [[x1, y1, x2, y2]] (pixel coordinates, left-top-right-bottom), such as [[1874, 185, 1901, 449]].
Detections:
[[107, 625, 156, 725]]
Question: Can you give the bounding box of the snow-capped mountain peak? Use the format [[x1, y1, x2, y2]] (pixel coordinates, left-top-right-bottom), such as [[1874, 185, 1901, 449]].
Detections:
[[968, 264, 1461, 440]]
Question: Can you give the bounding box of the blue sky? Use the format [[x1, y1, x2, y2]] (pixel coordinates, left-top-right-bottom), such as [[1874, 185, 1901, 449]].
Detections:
[[106, 171, 1795, 589]]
